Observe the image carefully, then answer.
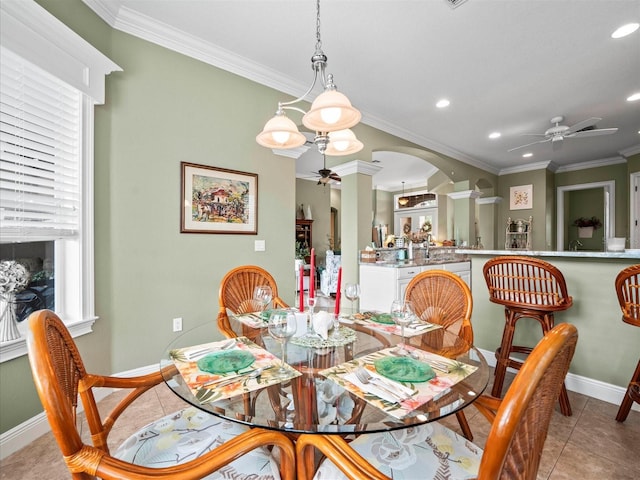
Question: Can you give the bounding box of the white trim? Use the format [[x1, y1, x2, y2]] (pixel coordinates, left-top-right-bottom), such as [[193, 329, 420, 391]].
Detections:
[[556, 181, 615, 251], [0, 0, 121, 104], [447, 190, 483, 200], [555, 156, 627, 173], [476, 196, 503, 205], [498, 160, 556, 175], [332, 160, 382, 177], [0, 363, 156, 459], [631, 172, 640, 249], [475, 347, 639, 414]]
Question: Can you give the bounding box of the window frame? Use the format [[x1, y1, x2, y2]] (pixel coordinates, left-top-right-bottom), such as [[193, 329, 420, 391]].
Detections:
[[0, 0, 120, 362]]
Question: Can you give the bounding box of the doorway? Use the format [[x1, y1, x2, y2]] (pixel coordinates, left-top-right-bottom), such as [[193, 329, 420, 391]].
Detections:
[[556, 181, 615, 251]]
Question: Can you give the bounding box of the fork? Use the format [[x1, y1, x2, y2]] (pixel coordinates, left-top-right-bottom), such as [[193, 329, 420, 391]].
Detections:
[[354, 367, 413, 402], [185, 339, 236, 361]]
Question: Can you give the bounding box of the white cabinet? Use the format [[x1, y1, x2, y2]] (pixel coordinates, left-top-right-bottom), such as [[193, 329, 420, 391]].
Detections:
[[359, 262, 471, 311]]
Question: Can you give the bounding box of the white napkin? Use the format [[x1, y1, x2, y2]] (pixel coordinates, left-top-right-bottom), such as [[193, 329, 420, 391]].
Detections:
[[313, 311, 334, 340], [344, 372, 398, 403]]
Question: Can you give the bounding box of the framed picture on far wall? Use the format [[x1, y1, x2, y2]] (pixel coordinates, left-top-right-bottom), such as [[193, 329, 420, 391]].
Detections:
[[509, 184, 533, 210], [180, 162, 258, 234]]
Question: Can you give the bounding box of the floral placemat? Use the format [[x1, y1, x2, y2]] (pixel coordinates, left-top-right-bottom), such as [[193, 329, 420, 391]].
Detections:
[[170, 336, 300, 404], [320, 346, 477, 419], [290, 326, 357, 348], [344, 313, 443, 338]]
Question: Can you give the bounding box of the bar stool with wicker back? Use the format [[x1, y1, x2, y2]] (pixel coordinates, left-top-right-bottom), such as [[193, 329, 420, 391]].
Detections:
[[483, 255, 573, 416], [615, 263, 640, 422]]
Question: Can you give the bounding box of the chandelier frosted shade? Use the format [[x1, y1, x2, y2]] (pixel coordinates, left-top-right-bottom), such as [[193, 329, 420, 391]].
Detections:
[[302, 90, 361, 132], [324, 129, 363, 156], [256, 113, 306, 149]]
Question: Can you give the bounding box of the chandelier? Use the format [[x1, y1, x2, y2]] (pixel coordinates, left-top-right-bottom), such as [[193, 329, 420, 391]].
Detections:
[[398, 181, 409, 206], [256, 0, 363, 156]]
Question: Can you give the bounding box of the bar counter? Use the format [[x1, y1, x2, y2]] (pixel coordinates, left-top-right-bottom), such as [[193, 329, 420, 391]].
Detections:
[[457, 249, 639, 408]]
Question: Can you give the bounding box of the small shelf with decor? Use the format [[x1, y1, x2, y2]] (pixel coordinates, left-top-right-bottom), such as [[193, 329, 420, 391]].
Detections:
[[505, 216, 532, 250]]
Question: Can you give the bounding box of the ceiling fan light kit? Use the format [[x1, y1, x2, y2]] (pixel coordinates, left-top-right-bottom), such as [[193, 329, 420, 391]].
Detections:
[[508, 115, 618, 152], [256, 0, 362, 156]]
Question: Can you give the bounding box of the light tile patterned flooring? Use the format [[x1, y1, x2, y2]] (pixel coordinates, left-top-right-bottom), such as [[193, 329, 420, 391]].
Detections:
[[2, 292, 639, 479], [2, 377, 639, 479]]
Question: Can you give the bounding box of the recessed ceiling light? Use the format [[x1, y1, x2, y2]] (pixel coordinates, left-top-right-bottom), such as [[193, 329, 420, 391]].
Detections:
[[436, 99, 450, 108], [627, 92, 640, 102], [522, 153, 533, 158], [488, 132, 501, 139], [612, 23, 639, 39]]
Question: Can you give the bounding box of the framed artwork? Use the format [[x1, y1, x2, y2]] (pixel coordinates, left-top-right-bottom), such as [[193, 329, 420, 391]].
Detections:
[[509, 184, 533, 210], [180, 162, 258, 234]]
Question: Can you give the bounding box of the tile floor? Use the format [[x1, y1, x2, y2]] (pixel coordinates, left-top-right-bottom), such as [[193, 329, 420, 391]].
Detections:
[[2, 292, 639, 479], [2, 376, 638, 479]]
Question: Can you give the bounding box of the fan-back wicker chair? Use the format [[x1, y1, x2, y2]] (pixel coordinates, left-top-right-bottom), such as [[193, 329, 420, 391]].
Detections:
[[26, 309, 296, 480], [404, 269, 474, 440], [217, 265, 288, 338], [296, 322, 578, 480], [615, 263, 640, 422], [483, 256, 573, 416]]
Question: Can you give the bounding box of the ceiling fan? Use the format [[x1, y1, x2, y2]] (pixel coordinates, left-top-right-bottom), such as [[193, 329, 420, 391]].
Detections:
[[508, 116, 618, 152], [314, 154, 341, 186]]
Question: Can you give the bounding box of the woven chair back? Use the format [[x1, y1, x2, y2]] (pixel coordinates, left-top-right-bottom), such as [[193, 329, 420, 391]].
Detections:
[[218, 265, 282, 314], [404, 269, 473, 343], [479, 323, 578, 480], [616, 264, 640, 327], [483, 256, 572, 312]]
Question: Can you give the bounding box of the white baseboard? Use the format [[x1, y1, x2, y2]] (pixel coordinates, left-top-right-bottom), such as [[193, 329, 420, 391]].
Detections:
[[0, 364, 156, 460], [1, 356, 638, 460]]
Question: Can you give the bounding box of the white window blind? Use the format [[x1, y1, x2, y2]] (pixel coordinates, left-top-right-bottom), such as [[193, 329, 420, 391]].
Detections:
[[0, 46, 81, 243]]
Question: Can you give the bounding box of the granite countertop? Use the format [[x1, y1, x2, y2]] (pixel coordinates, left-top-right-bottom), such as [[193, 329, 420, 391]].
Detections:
[[456, 249, 640, 259], [360, 258, 470, 268]]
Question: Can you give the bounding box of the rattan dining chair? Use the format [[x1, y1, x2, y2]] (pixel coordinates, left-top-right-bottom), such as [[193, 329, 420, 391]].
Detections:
[[404, 269, 475, 439], [615, 263, 640, 422], [296, 322, 578, 480], [483, 255, 573, 416], [217, 265, 288, 338], [26, 309, 296, 480]]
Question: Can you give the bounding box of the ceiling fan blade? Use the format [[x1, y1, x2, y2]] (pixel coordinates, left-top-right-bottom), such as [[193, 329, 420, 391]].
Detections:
[[565, 117, 601, 135], [507, 138, 551, 152], [570, 127, 618, 138], [329, 173, 341, 182]]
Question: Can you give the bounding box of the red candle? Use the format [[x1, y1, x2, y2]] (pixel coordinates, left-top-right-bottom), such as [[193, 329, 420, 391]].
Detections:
[[309, 248, 315, 298], [334, 266, 342, 315], [299, 264, 304, 312]]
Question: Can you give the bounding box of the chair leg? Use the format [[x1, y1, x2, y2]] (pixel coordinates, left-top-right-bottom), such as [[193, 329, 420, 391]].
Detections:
[[456, 410, 473, 440], [492, 309, 517, 398], [616, 360, 640, 422]]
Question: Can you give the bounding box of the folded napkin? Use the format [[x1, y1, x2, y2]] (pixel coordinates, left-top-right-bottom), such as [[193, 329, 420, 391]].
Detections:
[[343, 370, 416, 404], [313, 311, 334, 340]]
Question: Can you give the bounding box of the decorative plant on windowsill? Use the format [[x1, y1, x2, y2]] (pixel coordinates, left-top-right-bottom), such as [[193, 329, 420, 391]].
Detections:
[[573, 216, 602, 238]]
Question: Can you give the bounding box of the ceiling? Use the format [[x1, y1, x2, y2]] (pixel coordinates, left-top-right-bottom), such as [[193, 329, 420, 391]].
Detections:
[[84, 0, 640, 191]]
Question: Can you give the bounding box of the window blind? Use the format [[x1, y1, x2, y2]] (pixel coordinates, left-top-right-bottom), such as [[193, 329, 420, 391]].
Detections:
[[0, 46, 81, 242]]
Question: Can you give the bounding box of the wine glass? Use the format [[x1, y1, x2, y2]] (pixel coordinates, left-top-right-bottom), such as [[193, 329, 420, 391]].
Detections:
[[390, 300, 414, 354], [253, 285, 273, 312], [344, 283, 361, 319], [268, 309, 297, 373]]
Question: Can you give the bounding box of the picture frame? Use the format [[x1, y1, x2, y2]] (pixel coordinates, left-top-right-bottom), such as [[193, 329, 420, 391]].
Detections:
[[509, 184, 533, 210], [180, 162, 258, 234]]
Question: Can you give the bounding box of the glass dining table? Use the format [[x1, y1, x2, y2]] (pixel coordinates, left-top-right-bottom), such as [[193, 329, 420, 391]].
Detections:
[[159, 311, 490, 439]]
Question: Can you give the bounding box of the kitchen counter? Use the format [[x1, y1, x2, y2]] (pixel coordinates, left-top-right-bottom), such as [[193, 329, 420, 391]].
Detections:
[[456, 249, 640, 259]]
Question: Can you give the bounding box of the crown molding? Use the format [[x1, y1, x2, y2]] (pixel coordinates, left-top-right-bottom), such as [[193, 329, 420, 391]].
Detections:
[[476, 196, 503, 205], [555, 156, 626, 173], [498, 160, 556, 176], [332, 160, 382, 177], [447, 190, 483, 200]]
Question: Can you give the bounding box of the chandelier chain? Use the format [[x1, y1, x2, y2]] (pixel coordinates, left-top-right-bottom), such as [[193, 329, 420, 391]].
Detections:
[[315, 0, 322, 53]]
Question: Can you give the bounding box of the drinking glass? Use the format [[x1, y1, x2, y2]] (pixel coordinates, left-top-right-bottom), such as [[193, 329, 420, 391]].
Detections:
[[390, 300, 414, 354], [344, 283, 361, 319], [253, 285, 273, 312], [330, 313, 342, 339], [304, 296, 320, 338], [268, 309, 297, 373]]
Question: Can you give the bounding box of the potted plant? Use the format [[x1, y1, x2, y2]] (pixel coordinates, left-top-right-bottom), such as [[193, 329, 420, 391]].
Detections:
[[573, 216, 602, 238], [295, 242, 311, 264]]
